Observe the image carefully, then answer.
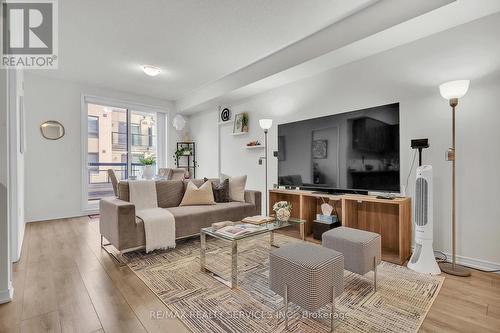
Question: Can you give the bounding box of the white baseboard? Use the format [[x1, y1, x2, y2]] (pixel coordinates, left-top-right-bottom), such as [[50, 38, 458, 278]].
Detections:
[[26, 211, 86, 223], [0, 283, 14, 304], [441, 251, 500, 273]]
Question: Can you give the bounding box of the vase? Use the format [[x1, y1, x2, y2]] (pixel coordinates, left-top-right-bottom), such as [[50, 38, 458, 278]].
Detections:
[[142, 165, 154, 179]]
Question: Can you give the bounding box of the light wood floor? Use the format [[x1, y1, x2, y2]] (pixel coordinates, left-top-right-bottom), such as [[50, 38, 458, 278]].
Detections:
[[0, 217, 499, 333]]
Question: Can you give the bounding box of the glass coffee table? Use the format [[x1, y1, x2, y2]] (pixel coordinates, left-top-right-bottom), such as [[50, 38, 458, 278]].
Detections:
[[200, 218, 305, 288]]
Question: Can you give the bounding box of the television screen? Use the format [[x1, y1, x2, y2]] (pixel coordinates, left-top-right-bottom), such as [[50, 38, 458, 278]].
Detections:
[[277, 103, 399, 192]]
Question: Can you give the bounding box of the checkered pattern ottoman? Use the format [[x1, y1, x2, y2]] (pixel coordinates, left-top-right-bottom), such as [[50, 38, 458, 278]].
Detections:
[[322, 226, 381, 291], [270, 243, 344, 331]]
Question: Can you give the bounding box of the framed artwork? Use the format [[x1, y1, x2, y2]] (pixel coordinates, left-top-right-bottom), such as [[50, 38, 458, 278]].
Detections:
[[312, 140, 328, 159], [233, 112, 249, 133]]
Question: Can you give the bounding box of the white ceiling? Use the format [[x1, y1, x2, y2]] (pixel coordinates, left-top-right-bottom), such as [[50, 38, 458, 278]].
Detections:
[[33, 0, 376, 100], [176, 0, 500, 112]]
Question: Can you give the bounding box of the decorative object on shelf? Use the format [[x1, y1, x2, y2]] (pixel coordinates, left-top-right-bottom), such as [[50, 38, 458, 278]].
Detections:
[[438, 79, 471, 277], [174, 142, 196, 178], [273, 201, 292, 222], [220, 107, 231, 122], [40, 120, 65, 140], [259, 118, 273, 215], [320, 202, 333, 216], [173, 146, 192, 159], [246, 140, 261, 147], [233, 112, 249, 134], [312, 139, 328, 159], [139, 153, 156, 179]]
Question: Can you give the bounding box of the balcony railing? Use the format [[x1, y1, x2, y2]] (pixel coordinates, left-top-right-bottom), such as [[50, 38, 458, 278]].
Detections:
[[111, 132, 156, 150], [88, 162, 147, 201]]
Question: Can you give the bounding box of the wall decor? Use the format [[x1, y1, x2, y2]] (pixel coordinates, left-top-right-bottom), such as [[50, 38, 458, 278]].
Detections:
[[233, 112, 249, 133], [40, 120, 65, 140], [220, 107, 231, 122], [312, 139, 328, 159]]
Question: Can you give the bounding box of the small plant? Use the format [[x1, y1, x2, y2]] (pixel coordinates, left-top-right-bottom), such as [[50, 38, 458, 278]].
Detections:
[[241, 113, 249, 131], [139, 153, 156, 166], [273, 201, 292, 221], [173, 147, 192, 160]]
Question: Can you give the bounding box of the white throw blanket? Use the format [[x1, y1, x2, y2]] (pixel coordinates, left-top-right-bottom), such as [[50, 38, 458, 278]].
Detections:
[[129, 180, 176, 253]]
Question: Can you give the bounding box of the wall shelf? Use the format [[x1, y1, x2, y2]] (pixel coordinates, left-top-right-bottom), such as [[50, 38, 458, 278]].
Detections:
[[229, 131, 248, 136], [245, 145, 265, 149]]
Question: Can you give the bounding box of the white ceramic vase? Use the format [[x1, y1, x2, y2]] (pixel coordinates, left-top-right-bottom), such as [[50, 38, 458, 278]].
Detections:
[[143, 165, 154, 179]]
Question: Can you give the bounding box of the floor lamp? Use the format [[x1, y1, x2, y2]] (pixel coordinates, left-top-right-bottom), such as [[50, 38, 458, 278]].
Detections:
[[259, 119, 273, 216], [438, 79, 471, 277]]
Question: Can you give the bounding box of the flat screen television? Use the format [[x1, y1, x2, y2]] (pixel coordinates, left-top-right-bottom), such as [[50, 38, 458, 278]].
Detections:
[[277, 103, 399, 193]]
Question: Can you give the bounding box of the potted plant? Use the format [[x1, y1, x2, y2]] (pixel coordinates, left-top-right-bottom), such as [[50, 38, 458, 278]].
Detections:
[[173, 147, 192, 161], [273, 201, 292, 222], [139, 153, 156, 179], [241, 112, 249, 132]]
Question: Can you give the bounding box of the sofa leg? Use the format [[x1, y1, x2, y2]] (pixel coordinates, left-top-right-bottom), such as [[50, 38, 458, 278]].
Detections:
[[101, 235, 127, 267]]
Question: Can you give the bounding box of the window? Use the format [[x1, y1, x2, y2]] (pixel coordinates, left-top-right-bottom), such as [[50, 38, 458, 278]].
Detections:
[[131, 123, 141, 146], [88, 116, 99, 138]]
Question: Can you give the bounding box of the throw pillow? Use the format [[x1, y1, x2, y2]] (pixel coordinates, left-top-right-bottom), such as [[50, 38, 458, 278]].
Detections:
[[204, 177, 230, 203], [179, 181, 216, 206], [220, 174, 247, 202]]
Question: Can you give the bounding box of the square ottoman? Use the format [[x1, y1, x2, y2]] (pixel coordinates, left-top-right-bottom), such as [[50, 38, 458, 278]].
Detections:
[[270, 243, 344, 331], [322, 226, 381, 291]]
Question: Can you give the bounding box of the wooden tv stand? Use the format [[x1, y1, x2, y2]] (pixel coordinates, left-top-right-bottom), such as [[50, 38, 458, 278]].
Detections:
[[269, 189, 411, 265]]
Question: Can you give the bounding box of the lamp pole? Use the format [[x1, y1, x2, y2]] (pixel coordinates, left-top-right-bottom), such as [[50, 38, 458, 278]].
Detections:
[[439, 97, 470, 277], [259, 119, 273, 216], [264, 128, 268, 216]]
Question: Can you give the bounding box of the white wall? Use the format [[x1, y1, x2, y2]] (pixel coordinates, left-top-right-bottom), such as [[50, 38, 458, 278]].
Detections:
[[24, 73, 177, 222], [188, 16, 500, 268]]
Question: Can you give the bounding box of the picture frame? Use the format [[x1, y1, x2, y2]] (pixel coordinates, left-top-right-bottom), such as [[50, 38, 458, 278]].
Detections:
[[233, 112, 249, 133], [312, 140, 328, 159]]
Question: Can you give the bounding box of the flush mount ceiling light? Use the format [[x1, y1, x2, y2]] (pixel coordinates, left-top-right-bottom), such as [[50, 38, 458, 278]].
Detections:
[[142, 65, 161, 77]]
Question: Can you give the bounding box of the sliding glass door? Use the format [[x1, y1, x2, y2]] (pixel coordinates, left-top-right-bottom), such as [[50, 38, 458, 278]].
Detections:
[[86, 103, 158, 204]]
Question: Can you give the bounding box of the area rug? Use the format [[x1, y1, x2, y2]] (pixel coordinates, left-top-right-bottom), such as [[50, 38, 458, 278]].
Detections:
[[123, 234, 444, 333]]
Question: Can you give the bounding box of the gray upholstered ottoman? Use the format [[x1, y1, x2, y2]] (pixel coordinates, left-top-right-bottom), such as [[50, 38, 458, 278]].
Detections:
[[270, 243, 344, 331], [322, 226, 381, 291]]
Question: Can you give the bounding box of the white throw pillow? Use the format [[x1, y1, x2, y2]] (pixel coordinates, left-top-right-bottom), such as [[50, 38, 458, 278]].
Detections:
[[220, 174, 247, 202], [179, 181, 216, 206]]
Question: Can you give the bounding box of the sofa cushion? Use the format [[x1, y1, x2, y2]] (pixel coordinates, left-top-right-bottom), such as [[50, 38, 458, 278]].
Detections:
[[118, 180, 184, 208], [179, 181, 216, 206], [205, 177, 230, 203], [220, 174, 247, 202]]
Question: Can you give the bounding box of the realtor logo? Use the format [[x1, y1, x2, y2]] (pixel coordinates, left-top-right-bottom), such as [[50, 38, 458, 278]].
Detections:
[[1, 0, 58, 68]]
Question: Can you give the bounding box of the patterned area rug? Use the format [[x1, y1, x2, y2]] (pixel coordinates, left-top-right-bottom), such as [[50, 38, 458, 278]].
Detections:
[[124, 234, 444, 333]]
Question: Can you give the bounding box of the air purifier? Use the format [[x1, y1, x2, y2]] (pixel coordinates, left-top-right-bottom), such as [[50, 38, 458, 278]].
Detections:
[[408, 165, 441, 275]]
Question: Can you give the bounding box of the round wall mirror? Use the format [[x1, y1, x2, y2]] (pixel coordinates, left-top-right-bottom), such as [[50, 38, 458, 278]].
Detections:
[[40, 121, 65, 140]]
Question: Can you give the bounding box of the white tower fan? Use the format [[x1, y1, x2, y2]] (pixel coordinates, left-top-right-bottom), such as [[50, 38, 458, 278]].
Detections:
[[408, 165, 441, 275]]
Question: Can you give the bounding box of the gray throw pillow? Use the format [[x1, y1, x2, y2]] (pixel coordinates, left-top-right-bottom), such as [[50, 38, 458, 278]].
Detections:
[[205, 177, 230, 203]]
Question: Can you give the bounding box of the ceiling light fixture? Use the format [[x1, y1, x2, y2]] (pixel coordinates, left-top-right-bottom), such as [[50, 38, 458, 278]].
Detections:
[[142, 65, 161, 77]]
